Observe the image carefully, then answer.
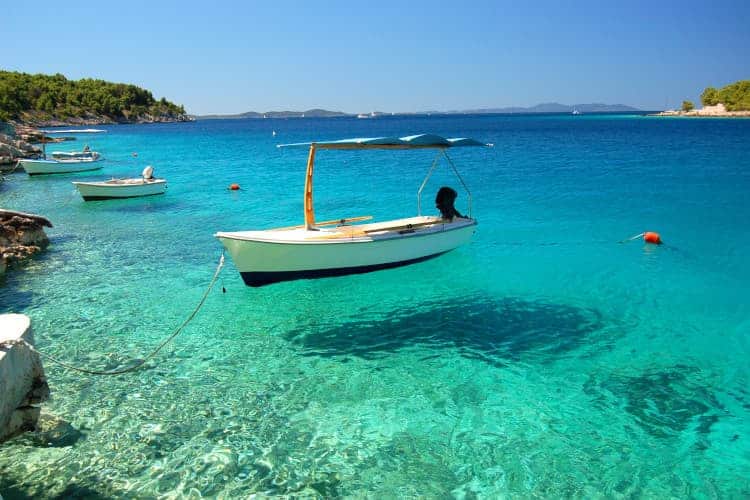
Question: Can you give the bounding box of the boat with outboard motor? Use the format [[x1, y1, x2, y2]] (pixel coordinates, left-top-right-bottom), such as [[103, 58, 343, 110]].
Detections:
[[72, 166, 166, 201], [215, 134, 491, 287]]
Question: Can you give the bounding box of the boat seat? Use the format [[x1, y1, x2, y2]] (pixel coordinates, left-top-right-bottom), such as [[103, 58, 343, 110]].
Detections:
[[309, 226, 368, 239]]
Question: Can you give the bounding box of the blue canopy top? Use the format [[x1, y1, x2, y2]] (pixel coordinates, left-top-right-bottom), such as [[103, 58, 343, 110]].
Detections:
[[278, 133, 492, 149]]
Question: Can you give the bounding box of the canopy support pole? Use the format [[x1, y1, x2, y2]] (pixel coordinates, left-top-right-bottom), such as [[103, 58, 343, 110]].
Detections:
[[416, 149, 473, 218], [304, 144, 317, 229], [416, 151, 443, 216], [441, 150, 472, 218]]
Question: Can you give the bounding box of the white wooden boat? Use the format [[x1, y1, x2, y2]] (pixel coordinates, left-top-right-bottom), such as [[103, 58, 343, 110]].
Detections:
[[41, 129, 106, 134], [51, 150, 100, 161], [72, 166, 166, 201], [18, 156, 103, 176], [216, 134, 491, 287]]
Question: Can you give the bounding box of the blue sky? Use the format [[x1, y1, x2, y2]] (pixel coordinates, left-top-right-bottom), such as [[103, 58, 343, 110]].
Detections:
[[4, 0, 749, 114]]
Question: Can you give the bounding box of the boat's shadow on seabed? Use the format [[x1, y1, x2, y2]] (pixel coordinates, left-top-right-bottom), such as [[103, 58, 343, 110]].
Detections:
[[283, 295, 608, 366]]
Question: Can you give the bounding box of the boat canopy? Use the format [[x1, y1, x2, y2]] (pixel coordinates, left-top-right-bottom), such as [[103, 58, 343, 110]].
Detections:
[[278, 134, 491, 149], [281, 134, 490, 229]]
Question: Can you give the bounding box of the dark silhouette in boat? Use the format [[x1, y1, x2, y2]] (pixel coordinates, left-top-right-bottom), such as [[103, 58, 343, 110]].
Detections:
[[435, 186, 465, 220]]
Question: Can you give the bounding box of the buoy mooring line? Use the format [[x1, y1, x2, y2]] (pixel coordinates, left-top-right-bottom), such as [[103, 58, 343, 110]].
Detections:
[[1, 253, 225, 376], [619, 231, 662, 245]]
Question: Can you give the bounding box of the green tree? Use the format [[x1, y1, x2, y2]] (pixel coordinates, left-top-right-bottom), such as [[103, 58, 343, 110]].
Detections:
[[718, 80, 750, 111], [37, 93, 55, 113], [701, 87, 719, 106], [681, 100, 694, 112]]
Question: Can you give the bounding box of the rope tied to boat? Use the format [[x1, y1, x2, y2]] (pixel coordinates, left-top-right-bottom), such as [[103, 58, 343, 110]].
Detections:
[[1, 253, 225, 376]]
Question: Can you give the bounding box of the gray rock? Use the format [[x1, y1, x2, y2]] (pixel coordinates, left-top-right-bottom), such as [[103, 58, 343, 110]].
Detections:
[[0, 315, 50, 442]]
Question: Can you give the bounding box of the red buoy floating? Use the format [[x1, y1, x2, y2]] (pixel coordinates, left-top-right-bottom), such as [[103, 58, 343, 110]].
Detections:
[[643, 231, 662, 245], [229, 183, 240, 191], [619, 231, 664, 245]]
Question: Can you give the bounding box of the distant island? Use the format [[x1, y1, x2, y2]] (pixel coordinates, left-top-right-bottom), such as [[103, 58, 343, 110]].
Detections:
[[652, 79, 750, 117], [198, 109, 350, 119], [197, 102, 641, 120], [454, 103, 641, 114], [0, 70, 192, 126]]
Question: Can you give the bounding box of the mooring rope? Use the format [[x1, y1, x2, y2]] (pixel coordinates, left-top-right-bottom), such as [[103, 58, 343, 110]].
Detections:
[[1, 253, 225, 376], [6, 158, 25, 174], [619, 232, 645, 243]]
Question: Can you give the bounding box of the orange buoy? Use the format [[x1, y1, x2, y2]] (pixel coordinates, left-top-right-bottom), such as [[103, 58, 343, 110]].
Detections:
[[643, 231, 662, 244], [229, 183, 240, 191]]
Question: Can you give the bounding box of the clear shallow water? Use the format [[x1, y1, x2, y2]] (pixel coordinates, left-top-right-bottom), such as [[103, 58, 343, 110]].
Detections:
[[1, 114, 749, 497]]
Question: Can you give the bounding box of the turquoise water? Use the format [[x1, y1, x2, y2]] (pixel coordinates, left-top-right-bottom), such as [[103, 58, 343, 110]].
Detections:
[[1, 114, 749, 497]]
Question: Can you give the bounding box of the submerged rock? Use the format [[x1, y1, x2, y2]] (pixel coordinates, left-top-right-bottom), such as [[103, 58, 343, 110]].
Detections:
[[21, 410, 83, 448]]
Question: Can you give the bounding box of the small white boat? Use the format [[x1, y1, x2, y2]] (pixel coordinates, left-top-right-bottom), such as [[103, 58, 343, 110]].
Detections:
[[41, 129, 106, 134], [216, 134, 491, 287], [72, 166, 167, 201], [19, 156, 103, 176], [51, 150, 100, 161]]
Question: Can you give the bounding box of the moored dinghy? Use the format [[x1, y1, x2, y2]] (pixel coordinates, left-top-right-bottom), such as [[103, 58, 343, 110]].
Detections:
[[18, 153, 103, 175], [72, 166, 167, 201], [215, 134, 491, 287], [50, 150, 100, 161]]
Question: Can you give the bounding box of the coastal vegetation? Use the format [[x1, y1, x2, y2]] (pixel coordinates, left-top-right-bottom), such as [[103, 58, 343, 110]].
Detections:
[[700, 80, 750, 111], [0, 70, 188, 124], [653, 79, 750, 117]]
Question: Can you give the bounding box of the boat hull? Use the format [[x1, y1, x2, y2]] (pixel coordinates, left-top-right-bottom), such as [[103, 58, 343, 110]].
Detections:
[[72, 179, 167, 200], [216, 218, 476, 286], [238, 251, 448, 286], [19, 159, 103, 175]]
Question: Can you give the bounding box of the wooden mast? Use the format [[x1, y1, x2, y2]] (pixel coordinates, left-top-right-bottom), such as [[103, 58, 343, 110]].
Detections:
[[304, 144, 316, 229]]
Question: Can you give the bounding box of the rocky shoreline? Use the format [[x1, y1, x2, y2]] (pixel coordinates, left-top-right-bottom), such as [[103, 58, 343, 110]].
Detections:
[[18, 112, 194, 128], [0, 129, 43, 168], [0, 210, 53, 276], [649, 103, 750, 118]]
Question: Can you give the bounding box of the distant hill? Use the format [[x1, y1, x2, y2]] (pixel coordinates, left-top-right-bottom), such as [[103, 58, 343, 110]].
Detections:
[[0, 70, 191, 126], [199, 103, 641, 120], [199, 108, 349, 119], [461, 103, 641, 114]]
